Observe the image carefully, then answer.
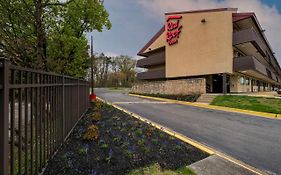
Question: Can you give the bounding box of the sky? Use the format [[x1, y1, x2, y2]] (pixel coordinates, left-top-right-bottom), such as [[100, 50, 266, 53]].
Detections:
[[88, 0, 281, 63]]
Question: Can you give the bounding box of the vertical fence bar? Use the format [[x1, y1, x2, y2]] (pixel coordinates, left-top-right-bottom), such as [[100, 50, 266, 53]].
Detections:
[[39, 73, 43, 171], [18, 70, 23, 175], [24, 72, 28, 175], [35, 73, 39, 174], [62, 75, 65, 140], [0, 59, 9, 175], [30, 73, 34, 175], [42, 74, 47, 167], [10, 70, 15, 175], [77, 79, 80, 118]]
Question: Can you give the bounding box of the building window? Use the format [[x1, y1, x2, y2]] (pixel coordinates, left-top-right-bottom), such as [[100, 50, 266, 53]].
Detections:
[[245, 78, 250, 85], [240, 77, 245, 85], [266, 69, 272, 79]]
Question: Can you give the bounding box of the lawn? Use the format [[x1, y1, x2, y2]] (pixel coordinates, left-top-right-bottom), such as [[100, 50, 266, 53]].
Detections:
[[43, 101, 208, 175], [211, 95, 281, 114], [128, 163, 196, 175]]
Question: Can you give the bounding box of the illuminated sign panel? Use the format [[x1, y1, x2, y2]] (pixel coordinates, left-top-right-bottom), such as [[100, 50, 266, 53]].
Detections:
[[166, 15, 182, 45]]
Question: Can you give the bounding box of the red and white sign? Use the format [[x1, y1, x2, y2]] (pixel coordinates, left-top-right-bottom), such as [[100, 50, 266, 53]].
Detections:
[[166, 15, 183, 46]]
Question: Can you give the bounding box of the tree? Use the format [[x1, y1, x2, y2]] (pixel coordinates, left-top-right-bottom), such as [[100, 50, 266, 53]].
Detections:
[[89, 53, 136, 87], [115, 55, 136, 86], [0, 0, 111, 77]]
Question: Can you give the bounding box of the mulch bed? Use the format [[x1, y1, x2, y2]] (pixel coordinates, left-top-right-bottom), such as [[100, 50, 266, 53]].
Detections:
[[43, 102, 208, 175]]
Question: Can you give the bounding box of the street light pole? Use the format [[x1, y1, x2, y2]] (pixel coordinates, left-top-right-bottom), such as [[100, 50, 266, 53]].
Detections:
[[90, 35, 94, 94], [90, 0, 103, 100]]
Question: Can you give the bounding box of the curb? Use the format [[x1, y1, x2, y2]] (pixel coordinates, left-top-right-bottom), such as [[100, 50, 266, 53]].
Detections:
[[97, 97, 267, 175], [129, 94, 281, 120]]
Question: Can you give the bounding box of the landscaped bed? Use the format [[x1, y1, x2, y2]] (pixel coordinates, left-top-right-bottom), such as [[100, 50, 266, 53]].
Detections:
[[211, 95, 281, 114], [43, 101, 208, 175], [130, 93, 200, 102]]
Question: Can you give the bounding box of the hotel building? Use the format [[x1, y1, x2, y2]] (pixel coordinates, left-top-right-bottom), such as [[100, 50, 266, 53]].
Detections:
[[134, 8, 281, 94]]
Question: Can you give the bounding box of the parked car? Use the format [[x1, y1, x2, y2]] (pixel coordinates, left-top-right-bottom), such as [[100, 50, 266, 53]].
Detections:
[[278, 89, 281, 94]]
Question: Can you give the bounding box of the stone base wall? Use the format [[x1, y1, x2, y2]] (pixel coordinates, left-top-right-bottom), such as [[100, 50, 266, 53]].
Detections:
[[131, 78, 206, 95]]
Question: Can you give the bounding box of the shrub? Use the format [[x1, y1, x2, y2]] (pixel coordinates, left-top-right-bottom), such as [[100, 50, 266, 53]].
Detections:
[[94, 101, 103, 112], [83, 125, 99, 141], [92, 111, 102, 122], [130, 93, 200, 102]]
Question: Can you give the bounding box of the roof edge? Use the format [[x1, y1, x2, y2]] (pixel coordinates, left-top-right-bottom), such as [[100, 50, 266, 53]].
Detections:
[[165, 7, 238, 15], [137, 25, 165, 56]]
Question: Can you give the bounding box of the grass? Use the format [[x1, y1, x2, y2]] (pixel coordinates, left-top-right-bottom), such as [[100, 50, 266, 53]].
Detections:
[[130, 93, 200, 102], [128, 163, 196, 175], [211, 95, 281, 114]]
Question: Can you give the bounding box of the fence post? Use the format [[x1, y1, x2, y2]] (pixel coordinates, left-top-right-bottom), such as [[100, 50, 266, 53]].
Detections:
[[0, 59, 9, 175], [77, 79, 80, 117], [62, 74, 65, 139]]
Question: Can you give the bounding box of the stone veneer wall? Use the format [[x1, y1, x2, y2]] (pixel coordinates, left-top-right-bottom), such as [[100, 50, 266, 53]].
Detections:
[[131, 78, 206, 95]]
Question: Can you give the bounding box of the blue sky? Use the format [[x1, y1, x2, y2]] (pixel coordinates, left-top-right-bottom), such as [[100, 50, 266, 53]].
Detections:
[[88, 0, 281, 62]]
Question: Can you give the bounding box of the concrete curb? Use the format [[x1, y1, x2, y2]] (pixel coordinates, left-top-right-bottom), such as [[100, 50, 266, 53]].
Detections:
[[129, 94, 281, 120], [97, 96, 267, 175]]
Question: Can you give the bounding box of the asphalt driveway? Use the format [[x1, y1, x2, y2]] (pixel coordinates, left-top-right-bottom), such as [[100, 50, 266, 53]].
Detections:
[[95, 88, 281, 175]]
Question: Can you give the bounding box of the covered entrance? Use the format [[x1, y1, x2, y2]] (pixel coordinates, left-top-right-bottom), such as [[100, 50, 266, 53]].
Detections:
[[207, 74, 230, 93]]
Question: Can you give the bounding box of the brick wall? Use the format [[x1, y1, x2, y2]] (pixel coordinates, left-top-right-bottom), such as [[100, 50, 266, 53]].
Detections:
[[131, 78, 206, 95]]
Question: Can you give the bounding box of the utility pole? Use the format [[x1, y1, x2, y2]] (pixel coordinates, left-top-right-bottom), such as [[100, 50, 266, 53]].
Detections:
[[90, 0, 103, 98], [90, 36, 94, 94]]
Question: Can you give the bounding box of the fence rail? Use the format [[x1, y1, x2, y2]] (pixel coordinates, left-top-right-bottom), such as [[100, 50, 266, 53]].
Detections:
[[0, 59, 90, 175]]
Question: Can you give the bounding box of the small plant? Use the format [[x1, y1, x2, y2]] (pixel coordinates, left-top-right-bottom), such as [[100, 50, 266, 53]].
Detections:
[[144, 147, 150, 154], [83, 125, 99, 141], [100, 143, 109, 149], [113, 136, 121, 143], [125, 150, 134, 159], [145, 127, 154, 137], [78, 147, 88, 155], [121, 142, 129, 149], [94, 101, 103, 111], [135, 128, 143, 136], [91, 111, 102, 122], [175, 144, 182, 151], [137, 139, 145, 147], [159, 133, 165, 138], [151, 138, 158, 145], [105, 149, 113, 164]]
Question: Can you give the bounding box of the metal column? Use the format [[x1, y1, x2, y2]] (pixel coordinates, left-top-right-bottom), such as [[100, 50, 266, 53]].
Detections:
[[0, 59, 9, 175]]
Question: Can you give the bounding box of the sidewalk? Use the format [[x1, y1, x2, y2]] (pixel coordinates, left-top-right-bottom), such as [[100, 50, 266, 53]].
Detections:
[[190, 155, 257, 175]]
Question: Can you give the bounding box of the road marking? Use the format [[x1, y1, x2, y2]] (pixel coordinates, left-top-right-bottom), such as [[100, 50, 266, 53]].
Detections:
[[97, 96, 267, 175], [129, 94, 281, 120], [112, 101, 173, 104]]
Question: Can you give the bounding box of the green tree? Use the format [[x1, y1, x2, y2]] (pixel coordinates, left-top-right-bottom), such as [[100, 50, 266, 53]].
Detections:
[[0, 0, 111, 77], [91, 54, 136, 87]]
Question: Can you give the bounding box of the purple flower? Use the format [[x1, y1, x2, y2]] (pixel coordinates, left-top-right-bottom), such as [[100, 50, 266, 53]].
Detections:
[[109, 148, 113, 157], [90, 169, 97, 175]]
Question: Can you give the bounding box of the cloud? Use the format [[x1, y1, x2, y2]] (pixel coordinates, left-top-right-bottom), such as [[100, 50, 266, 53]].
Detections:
[[137, 0, 281, 63]]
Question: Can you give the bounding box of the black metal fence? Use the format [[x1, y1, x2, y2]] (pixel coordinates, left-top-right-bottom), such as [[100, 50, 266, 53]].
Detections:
[[0, 59, 90, 175]]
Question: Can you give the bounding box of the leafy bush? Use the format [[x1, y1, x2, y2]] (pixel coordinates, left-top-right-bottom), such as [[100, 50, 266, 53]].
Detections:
[[83, 125, 99, 141], [92, 111, 102, 122], [95, 101, 103, 112], [131, 93, 200, 102]]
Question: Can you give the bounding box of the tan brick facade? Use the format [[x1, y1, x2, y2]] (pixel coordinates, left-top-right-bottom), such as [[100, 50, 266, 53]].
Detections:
[[131, 78, 206, 95]]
